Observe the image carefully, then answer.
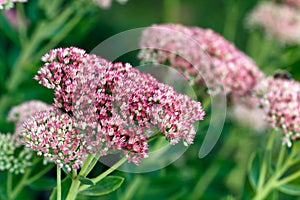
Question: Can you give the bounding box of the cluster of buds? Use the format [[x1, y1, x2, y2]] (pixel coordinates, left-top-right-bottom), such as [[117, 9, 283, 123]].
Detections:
[[26, 47, 205, 167], [139, 24, 264, 97], [0, 0, 27, 10], [247, 2, 300, 45], [255, 76, 300, 147]]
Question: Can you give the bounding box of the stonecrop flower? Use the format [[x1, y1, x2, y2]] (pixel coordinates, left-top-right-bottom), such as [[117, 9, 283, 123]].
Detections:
[[247, 2, 300, 45], [7, 100, 52, 137], [22, 109, 87, 171], [0, 0, 27, 10], [33, 47, 205, 165], [139, 24, 264, 97], [0, 133, 32, 174], [255, 76, 300, 147]]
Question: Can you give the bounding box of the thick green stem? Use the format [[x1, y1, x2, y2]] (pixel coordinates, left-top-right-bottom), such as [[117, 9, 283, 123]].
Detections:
[[57, 167, 62, 200], [79, 157, 127, 192], [65, 154, 95, 200]]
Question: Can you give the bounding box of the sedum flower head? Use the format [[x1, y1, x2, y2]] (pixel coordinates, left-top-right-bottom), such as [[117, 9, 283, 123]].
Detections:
[[0, 0, 27, 10], [247, 2, 300, 45], [0, 133, 32, 174], [255, 76, 300, 147], [34, 47, 205, 165], [22, 109, 87, 171], [7, 100, 52, 138], [139, 24, 265, 97]]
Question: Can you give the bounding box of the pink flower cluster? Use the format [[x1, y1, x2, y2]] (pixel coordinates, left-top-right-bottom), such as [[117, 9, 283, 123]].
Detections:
[[0, 0, 27, 10], [247, 2, 300, 45], [7, 100, 52, 138], [255, 76, 300, 147], [23, 110, 86, 171], [139, 24, 264, 97], [30, 47, 205, 166], [284, 0, 300, 8]]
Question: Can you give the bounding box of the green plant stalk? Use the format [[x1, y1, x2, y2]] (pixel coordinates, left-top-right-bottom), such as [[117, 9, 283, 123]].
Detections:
[[57, 166, 62, 200], [253, 135, 300, 200], [79, 157, 127, 192], [9, 169, 31, 199], [257, 130, 275, 191], [189, 164, 220, 199], [65, 154, 96, 200], [7, 172, 12, 196], [8, 164, 53, 199], [26, 164, 54, 183]]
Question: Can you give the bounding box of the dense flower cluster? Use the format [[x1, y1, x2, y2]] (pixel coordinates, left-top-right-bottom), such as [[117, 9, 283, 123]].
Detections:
[[0, 133, 32, 174], [22, 109, 86, 171], [0, 0, 27, 10], [255, 76, 300, 147], [92, 0, 127, 9], [31, 47, 205, 165], [7, 100, 52, 137], [247, 2, 300, 45], [139, 24, 264, 97], [284, 0, 300, 8]]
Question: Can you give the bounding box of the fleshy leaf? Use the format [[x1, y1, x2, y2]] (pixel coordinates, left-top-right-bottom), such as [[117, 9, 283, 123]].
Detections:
[[78, 175, 94, 186], [79, 176, 124, 196]]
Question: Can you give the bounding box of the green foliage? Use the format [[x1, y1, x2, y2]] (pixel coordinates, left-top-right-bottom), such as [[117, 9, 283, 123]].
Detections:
[[79, 176, 124, 196]]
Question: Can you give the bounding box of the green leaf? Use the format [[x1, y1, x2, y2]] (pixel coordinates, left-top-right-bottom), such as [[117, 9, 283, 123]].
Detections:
[[278, 183, 300, 196], [79, 176, 124, 196], [247, 152, 261, 190], [49, 176, 72, 200], [29, 177, 56, 190], [78, 175, 94, 186]]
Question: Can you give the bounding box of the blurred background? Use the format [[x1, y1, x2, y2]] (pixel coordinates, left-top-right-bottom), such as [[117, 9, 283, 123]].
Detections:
[[1, 0, 300, 199]]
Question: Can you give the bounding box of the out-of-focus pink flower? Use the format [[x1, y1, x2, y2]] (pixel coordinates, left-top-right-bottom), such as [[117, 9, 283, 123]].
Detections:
[[0, 0, 27, 10], [139, 24, 265, 97], [247, 2, 300, 45], [7, 100, 52, 138], [92, 0, 128, 9], [230, 97, 269, 132], [34, 47, 205, 165], [284, 0, 300, 8], [255, 76, 300, 147]]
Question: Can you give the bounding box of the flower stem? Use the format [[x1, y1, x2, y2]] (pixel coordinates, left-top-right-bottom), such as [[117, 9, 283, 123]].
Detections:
[[7, 172, 12, 197], [79, 157, 127, 192], [10, 169, 31, 199], [65, 154, 95, 200], [57, 166, 62, 200], [27, 164, 53, 183]]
